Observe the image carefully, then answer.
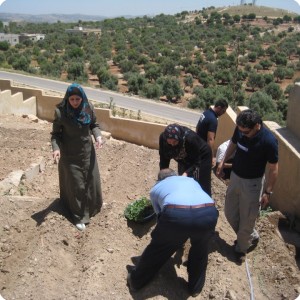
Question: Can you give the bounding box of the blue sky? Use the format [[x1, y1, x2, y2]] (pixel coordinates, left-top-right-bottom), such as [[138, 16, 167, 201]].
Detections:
[[0, 0, 300, 16]]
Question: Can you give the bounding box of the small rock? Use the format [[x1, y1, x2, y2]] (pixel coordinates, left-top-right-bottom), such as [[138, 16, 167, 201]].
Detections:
[[27, 268, 34, 275], [3, 225, 10, 231], [276, 272, 286, 280], [15, 227, 22, 233], [1, 244, 10, 252], [62, 239, 69, 246], [294, 286, 300, 293], [225, 290, 237, 300]]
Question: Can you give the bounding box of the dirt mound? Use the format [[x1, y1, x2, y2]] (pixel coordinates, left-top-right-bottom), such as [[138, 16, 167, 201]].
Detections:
[[0, 114, 299, 300]]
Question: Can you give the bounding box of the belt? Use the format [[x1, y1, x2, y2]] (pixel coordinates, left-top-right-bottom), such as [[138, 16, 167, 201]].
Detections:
[[165, 203, 215, 209]]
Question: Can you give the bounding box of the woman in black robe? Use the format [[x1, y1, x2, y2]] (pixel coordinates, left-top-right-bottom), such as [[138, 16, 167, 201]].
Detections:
[[51, 83, 103, 230], [159, 123, 212, 196]]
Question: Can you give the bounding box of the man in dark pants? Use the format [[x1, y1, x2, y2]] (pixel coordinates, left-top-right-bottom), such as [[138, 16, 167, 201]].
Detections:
[[127, 169, 219, 297]]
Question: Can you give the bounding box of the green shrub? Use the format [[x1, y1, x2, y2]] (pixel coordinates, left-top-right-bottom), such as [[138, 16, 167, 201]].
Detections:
[[124, 196, 154, 222]]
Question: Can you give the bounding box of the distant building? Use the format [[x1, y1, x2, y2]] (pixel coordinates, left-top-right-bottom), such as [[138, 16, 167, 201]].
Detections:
[[19, 33, 45, 43], [0, 33, 20, 46], [240, 0, 256, 4], [65, 26, 101, 37], [65, 26, 84, 34], [0, 33, 45, 46]]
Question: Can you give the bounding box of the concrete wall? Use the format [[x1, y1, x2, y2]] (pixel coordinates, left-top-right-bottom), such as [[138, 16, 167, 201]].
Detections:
[[0, 89, 36, 115], [0, 78, 300, 218], [270, 125, 300, 215], [214, 105, 237, 152], [0, 79, 167, 149], [94, 108, 166, 149]]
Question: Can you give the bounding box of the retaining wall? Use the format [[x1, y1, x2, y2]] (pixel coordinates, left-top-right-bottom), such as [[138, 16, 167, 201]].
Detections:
[[0, 79, 300, 219]]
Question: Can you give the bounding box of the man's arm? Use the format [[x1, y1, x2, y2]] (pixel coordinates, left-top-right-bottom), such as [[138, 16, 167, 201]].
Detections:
[[260, 162, 278, 209], [207, 131, 215, 164], [159, 134, 170, 169], [223, 162, 233, 169], [216, 141, 236, 178], [207, 131, 215, 148], [196, 114, 204, 135]]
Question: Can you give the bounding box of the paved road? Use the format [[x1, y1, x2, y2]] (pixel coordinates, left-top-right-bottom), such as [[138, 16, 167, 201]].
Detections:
[[0, 71, 200, 126]]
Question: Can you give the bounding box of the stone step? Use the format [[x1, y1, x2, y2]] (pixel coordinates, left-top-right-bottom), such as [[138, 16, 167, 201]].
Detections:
[[0, 157, 46, 196]]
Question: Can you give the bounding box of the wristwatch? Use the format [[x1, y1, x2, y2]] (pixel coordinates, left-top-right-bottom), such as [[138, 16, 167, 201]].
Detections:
[[264, 190, 273, 196]]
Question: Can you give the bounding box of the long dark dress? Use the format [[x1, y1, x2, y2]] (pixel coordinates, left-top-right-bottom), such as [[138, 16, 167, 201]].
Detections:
[[51, 106, 102, 224]]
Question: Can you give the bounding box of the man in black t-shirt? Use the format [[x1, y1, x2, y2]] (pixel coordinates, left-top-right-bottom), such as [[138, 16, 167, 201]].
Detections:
[[216, 109, 278, 264], [196, 99, 228, 164]]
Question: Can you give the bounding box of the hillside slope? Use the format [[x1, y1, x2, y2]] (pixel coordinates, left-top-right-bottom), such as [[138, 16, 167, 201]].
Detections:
[[0, 114, 299, 300]]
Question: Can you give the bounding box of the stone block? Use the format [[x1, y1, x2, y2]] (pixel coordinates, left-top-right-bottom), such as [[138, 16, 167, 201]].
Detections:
[[0, 170, 23, 195], [24, 156, 45, 182]]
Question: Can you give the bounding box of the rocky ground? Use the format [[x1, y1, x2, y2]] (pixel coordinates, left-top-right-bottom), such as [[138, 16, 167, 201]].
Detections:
[[0, 114, 300, 300]]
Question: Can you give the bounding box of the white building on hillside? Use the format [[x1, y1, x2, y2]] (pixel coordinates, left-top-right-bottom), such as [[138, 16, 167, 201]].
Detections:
[[0, 33, 45, 45], [0, 33, 20, 46]]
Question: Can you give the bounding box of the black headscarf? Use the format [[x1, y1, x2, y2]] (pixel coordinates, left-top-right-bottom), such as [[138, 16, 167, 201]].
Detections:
[[163, 124, 185, 142], [162, 124, 188, 160]]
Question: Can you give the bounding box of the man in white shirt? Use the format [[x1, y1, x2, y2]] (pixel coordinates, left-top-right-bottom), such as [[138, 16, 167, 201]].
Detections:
[[215, 140, 234, 180]]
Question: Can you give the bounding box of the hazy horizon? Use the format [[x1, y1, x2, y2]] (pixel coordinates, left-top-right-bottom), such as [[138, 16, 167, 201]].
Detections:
[[0, 0, 300, 17]]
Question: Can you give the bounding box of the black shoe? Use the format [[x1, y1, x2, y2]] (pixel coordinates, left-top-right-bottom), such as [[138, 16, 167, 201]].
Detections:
[[127, 273, 137, 292], [247, 238, 259, 253], [191, 292, 200, 298], [252, 237, 259, 246], [235, 251, 246, 265], [234, 238, 259, 250], [126, 264, 135, 273]]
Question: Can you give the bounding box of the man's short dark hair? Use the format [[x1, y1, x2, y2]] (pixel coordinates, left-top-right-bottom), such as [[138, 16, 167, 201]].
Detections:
[[215, 99, 228, 109], [236, 109, 262, 129], [157, 168, 177, 181]]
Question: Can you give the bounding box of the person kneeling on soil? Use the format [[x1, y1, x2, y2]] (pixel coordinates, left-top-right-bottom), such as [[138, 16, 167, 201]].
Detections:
[[127, 168, 219, 297]]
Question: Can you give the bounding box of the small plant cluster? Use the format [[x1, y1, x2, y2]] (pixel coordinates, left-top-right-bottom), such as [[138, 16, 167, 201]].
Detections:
[[259, 206, 273, 217], [124, 196, 154, 222]]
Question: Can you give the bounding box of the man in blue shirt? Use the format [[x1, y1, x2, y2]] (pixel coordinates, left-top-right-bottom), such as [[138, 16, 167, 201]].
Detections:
[[196, 99, 228, 163], [127, 168, 218, 297], [216, 109, 278, 264]]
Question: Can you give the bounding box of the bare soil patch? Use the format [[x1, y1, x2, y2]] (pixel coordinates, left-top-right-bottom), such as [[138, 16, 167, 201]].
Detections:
[[0, 114, 300, 300]]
